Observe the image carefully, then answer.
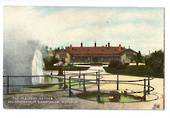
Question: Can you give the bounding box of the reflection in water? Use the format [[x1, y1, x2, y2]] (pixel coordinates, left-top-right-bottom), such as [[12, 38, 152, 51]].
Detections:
[[44, 77, 59, 84]]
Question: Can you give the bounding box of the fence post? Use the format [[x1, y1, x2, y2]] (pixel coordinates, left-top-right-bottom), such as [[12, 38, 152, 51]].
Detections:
[[79, 70, 81, 87], [96, 72, 98, 84], [50, 71, 53, 80], [7, 75, 9, 95], [63, 70, 66, 89], [83, 74, 86, 93], [97, 74, 101, 103], [98, 70, 100, 79], [143, 79, 146, 101], [79, 70, 81, 78], [69, 77, 71, 97], [148, 76, 150, 94], [117, 74, 119, 90]]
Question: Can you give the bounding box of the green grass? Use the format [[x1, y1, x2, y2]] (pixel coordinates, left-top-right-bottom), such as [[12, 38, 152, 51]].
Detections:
[[24, 77, 63, 93], [44, 65, 89, 71], [77, 92, 141, 103], [90, 62, 103, 66], [120, 95, 140, 102], [104, 65, 164, 78]]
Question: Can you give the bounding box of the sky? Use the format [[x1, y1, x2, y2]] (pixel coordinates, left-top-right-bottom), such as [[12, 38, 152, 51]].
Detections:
[[4, 6, 164, 55]]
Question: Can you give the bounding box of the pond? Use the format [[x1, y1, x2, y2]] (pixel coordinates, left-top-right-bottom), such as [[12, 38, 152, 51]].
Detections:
[[77, 91, 142, 103]]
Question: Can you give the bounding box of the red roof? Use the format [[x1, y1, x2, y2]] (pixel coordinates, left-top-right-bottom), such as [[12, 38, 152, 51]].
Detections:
[[66, 46, 125, 56]]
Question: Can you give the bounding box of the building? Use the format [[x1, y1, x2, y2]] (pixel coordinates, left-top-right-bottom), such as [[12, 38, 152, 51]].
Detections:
[[65, 42, 137, 64], [120, 48, 138, 64]]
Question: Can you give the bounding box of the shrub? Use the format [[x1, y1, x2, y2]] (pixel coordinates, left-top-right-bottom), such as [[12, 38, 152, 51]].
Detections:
[[145, 50, 164, 77], [108, 60, 126, 69]]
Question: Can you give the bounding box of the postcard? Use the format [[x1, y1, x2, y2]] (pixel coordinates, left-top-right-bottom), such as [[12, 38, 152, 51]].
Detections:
[[3, 6, 164, 109]]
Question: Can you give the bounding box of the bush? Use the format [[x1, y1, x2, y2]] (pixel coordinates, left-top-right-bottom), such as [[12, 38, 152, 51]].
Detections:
[[145, 50, 164, 77], [108, 60, 126, 69], [90, 62, 103, 66], [104, 65, 163, 78]]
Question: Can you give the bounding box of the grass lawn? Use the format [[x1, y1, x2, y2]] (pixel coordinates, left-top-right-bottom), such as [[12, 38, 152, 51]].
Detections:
[[44, 65, 89, 71]]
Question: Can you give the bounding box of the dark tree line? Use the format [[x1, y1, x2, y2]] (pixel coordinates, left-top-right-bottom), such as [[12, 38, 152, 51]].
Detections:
[[145, 50, 164, 77], [108, 50, 164, 78]]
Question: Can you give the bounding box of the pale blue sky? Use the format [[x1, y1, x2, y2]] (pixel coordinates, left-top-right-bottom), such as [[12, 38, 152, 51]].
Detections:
[[4, 7, 164, 55]]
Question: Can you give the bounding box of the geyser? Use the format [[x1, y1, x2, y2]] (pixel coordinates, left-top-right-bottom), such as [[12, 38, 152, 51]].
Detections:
[[32, 49, 44, 85], [3, 32, 45, 93]]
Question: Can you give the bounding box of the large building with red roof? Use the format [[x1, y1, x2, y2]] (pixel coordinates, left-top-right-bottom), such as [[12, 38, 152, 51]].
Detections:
[[65, 42, 137, 64]]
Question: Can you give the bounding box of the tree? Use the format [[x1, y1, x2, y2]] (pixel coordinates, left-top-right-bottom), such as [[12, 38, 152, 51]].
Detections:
[[43, 54, 59, 69], [145, 50, 164, 77], [133, 51, 143, 66], [53, 48, 59, 56]]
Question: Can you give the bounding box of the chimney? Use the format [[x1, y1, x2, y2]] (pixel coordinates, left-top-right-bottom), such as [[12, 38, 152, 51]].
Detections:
[[94, 41, 96, 47], [81, 42, 83, 47], [119, 44, 121, 51], [70, 44, 72, 48], [108, 42, 110, 47]]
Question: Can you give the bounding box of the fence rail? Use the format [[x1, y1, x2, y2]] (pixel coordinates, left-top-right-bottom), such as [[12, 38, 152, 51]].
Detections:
[[3, 69, 154, 102]]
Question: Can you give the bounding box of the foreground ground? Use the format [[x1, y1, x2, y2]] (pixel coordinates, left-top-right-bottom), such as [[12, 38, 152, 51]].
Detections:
[[3, 66, 164, 109]]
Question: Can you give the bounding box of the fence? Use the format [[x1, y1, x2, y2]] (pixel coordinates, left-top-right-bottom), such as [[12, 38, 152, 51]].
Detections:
[[3, 69, 154, 102], [67, 70, 154, 102]]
